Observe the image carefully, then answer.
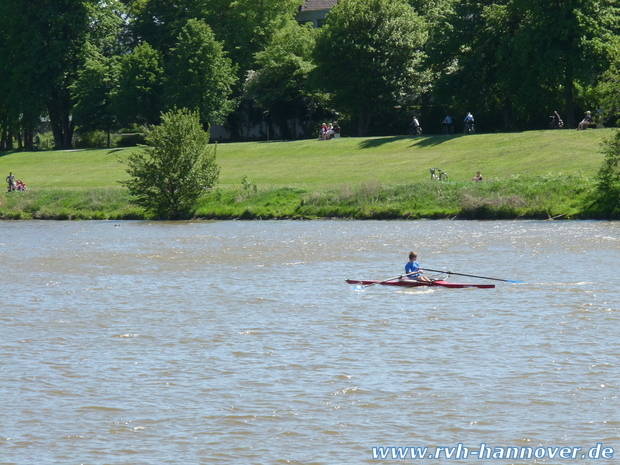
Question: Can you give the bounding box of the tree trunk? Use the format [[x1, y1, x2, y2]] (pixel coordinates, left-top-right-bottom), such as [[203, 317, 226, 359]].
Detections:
[[502, 102, 516, 132], [357, 109, 372, 137], [23, 128, 33, 152], [49, 88, 74, 149], [564, 69, 575, 129]]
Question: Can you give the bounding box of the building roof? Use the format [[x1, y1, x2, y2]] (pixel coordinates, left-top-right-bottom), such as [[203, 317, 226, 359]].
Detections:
[[300, 0, 337, 12]]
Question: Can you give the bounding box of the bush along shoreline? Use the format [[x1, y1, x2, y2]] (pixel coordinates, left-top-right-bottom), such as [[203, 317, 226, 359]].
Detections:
[[0, 174, 616, 220]]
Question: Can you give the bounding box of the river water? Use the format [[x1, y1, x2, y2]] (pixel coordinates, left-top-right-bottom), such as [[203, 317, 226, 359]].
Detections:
[[1, 220, 619, 464]]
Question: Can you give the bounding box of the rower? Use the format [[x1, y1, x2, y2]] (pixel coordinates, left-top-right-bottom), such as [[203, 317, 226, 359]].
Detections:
[[405, 251, 431, 282]]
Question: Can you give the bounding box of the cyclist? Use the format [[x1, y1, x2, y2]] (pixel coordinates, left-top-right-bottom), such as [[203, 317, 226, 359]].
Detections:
[[464, 112, 475, 133], [550, 111, 563, 129], [411, 116, 421, 135], [442, 115, 454, 134]]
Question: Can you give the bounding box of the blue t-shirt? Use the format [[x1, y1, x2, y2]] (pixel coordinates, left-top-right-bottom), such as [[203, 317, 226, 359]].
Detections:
[[405, 261, 421, 278]]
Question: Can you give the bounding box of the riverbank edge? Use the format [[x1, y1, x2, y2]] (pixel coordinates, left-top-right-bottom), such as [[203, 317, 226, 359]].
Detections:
[[0, 176, 615, 220]]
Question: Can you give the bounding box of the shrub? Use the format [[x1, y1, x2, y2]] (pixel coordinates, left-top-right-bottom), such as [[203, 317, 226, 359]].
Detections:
[[595, 131, 620, 217], [121, 108, 219, 219]]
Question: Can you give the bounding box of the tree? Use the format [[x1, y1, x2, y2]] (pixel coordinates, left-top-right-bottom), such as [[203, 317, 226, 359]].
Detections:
[[201, 0, 304, 78], [428, 0, 620, 130], [595, 131, 620, 218], [245, 21, 323, 139], [427, 0, 517, 130], [71, 47, 120, 146], [165, 19, 238, 127], [0, 0, 125, 149], [0, 0, 79, 150], [122, 108, 220, 219], [504, 0, 619, 128], [594, 46, 620, 126], [28, 0, 92, 149], [311, 0, 428, 136], [127, 0, 302, 84], [113, 42, 164, 128]]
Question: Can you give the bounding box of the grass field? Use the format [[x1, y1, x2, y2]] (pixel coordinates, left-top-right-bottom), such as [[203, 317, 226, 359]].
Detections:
[[214, 129, 611, 188], [0, 128, 615, 219], [0, 129, 612, 189]]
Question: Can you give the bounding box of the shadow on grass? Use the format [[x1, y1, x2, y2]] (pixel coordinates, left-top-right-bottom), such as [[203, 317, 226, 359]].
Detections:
[[357, 136, 412, 149], [407, 134, 469, 148], [357, 134, 470, 150]]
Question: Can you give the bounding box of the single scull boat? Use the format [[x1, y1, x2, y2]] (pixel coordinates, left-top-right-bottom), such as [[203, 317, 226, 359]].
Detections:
[[346, 279, 495, 289]]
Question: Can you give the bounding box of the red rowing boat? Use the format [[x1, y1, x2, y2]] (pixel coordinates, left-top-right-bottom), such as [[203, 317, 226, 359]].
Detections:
[[346, 279, 495, 289]]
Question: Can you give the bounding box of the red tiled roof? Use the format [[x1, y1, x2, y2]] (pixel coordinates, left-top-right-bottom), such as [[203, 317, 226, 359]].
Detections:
[[300, 0, 337, 12]]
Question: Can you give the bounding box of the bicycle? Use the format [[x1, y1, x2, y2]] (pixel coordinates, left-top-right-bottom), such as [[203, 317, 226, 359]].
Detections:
[[464, 122, 475, 134], [549, 118, 564, 129], [408, 124, 422, 136], [442, 124, 454, 135], [430, 168, 448, 181]]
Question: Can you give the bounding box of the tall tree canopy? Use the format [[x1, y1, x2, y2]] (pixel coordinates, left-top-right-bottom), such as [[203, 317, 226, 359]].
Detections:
[[128, 0, 302, 80], [71, 46, 120, 145], [0, 0, 92, 149], [429, 0, 620, 130], [2, 0, 620, 147], [165, 19, 238, 127], [245, 21, 323, 139], [114, 43, 165, 128], [312, 0, 428, 136]]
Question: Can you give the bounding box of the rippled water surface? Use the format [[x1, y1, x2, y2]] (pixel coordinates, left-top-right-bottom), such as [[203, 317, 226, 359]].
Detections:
[[1, 220, 619, 464]]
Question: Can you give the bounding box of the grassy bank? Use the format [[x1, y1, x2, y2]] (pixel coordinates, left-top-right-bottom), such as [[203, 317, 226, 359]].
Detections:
[[0, 129, 614, 219], [195, 173, 597, 220]]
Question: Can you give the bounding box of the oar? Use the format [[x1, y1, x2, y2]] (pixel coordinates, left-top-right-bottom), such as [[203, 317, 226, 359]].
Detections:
[[359, 271, 418, 289], [423, 268, 523, 283]]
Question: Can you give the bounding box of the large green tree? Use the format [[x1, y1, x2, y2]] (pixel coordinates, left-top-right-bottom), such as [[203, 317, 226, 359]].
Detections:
[[429, 0, 620, 130], [127, 0, 304, 137], [127, 0, 302, 85], [165, 19, 237, 127], [0, 0, 89, 149], [311, 0, 428, 136], [595, 131, 620, 218], [27, 0, 91, 149], [202, 0, 304, 78], [0, 0, 125, 149], [595, 48, 620, 126], [114, 42, 165, 128], [507, 0, 619, 128], [71, 47, 120, 146], [245, 21, 323, 139], [427, 0, 517, 130]]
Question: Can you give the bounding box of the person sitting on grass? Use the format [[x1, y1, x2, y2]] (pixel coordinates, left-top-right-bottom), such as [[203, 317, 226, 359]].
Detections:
[[577, 111, 592, 131], [332, 122, 341, 138], [318, 123, 328, 140], [472, 171, 483, 181], [325, 122, 335, 139]]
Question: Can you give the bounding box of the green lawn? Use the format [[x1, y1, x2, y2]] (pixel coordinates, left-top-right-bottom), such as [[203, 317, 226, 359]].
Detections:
[[0, 129, 612, 191]]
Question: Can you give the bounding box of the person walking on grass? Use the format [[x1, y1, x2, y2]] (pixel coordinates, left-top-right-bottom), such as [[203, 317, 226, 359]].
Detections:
[[6, 172, 16, 191]]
